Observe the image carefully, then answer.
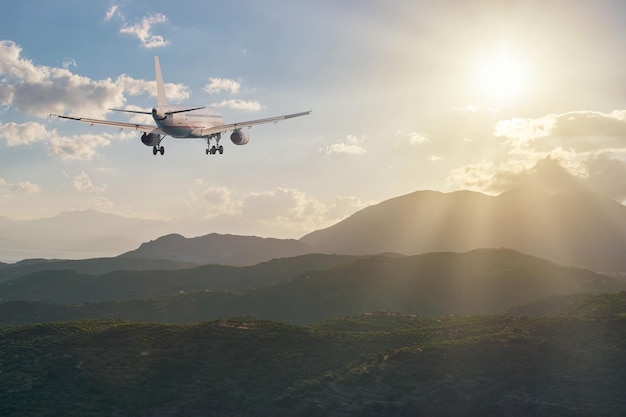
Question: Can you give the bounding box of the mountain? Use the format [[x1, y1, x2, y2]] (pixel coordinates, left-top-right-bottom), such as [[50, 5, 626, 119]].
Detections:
[[3, 249, 624, 325], [1, 314, 626, 416], [119, 232, 314, 266], [0, 257, 198, 284], [0, 210, 174, 261], [300, 187, 626, 272], [0, 254, 360, 304]]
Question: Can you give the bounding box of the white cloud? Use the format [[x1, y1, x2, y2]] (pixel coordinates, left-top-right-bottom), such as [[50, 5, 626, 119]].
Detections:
[[0, 40, 189, 118], [211, 99, 262, 111], [48, 133, 112, 161], [409, 132, 430, 145], [11, 181, 41, 193], [241, 188, 371, 234], [0, 121, 49, 145], [117, 74, 189, 103], [0, 178, 41, 194], [62, 58, 77, 69], [119, 13, 169, 49], [73, 171, 107, 193], [0, 120, 120, 160], [495, 110, 626, 153], [449, 109, 626, 197], [323, 134, 367, 155], [186, 184, 237, 218], [204, 78, 241, 95], [0, 40, 46, 83], [105, 5, 121, 22]]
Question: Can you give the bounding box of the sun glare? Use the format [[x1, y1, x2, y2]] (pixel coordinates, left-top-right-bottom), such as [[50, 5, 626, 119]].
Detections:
[[473, 50, 528, 103]]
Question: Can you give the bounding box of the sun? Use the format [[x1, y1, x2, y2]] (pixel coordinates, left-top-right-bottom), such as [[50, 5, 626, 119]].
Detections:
[[473, 50, 528, 103]]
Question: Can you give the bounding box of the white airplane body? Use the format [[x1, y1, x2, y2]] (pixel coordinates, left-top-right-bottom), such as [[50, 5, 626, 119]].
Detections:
[[52, 57, 310, 155]]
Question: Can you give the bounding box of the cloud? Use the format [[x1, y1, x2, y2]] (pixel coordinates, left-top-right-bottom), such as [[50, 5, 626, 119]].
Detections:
[[0, 40, 189, 118], [186, 184, 237, 217], [0, 40, 123, 118], [48, 133, 112, 161], [204, 78, 241, 95], [119, 13, 169, 49], [449, 109, 626, 199], [409, 132, 430, 145], [117, 74, 189, 103], [241, 188, 371, 234], [105, 5, 121, 22], [73, 171, 107, 193], [585, 153, 626, 200], [0, 120, 121, 160], [62, 58, 77, 69], [11, 181, 41, 193], [323, 135, 367, 155], [211, 99, 262, 111], [0, 121, 49, 145], [495, 110, 626, 153], [0, 178, 41, 194]]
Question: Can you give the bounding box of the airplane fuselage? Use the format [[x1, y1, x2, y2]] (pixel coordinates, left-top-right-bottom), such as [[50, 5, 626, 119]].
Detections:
[[152, 105, 224, 139]]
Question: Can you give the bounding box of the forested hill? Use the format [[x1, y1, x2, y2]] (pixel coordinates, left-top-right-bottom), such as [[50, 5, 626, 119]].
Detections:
[[1, 313, 626, 416], [2, 249, 624, 326]]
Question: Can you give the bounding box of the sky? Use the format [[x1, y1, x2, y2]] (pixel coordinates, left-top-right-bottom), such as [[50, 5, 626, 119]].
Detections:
[[1, 0, 626, 245]]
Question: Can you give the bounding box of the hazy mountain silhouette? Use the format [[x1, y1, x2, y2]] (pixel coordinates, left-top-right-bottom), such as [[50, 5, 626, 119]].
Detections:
[[0, 210, 172, 261], [119, 233, 314, 266], [300, 187, 626, 272]]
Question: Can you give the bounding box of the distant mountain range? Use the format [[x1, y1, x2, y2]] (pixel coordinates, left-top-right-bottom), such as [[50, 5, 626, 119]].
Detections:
[[3, 186, 626, 272], [0, 210, 173, 262]]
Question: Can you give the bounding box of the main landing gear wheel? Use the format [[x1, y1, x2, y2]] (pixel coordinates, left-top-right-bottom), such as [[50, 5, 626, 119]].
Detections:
[[207, 145, 223, 155], [205, 134, 223, 155], [152, 146, 164, 156]]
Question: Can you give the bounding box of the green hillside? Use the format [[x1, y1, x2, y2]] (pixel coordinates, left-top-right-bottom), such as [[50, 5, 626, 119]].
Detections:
[[508, 291, 626, 317], [2, 249, 623, 326], [1, 314, 625, 416], [0, 254, 361, 304]]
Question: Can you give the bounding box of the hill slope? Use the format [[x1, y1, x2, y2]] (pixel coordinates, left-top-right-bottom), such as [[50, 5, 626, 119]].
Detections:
[[3, 249, 623, 325], [300, 187, 626, 272], [0, 254, 360, 304], [1, 314, 626, 416]]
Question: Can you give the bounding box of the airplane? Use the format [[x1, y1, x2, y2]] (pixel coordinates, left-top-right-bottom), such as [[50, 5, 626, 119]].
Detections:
[[51, 57, 311, 156]]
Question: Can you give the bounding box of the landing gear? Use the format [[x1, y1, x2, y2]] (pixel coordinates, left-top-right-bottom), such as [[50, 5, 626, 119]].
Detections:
[[205, 133, 223, 156], [152, 145, 165, 156]]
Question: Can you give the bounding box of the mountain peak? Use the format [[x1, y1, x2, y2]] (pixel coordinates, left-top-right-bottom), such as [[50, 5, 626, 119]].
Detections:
[[300, 188, 626, 272]]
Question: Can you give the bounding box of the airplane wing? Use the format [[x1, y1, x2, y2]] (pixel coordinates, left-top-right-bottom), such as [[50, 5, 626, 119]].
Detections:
[[198, 110, 311, 136], [50, 114, 164, 135]]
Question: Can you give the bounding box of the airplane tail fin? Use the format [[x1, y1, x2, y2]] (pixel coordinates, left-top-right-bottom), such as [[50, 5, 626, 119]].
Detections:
[[154, 56, 167, 106]]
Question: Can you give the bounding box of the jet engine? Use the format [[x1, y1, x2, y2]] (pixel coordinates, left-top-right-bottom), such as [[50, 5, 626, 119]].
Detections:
[[230, 129, 250, 145], [141, 132, 162, 146]]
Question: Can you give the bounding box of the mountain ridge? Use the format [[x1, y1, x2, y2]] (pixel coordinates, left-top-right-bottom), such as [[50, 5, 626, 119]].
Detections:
[[300, 187, 626, 272], [2, 248, 623, 325]]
